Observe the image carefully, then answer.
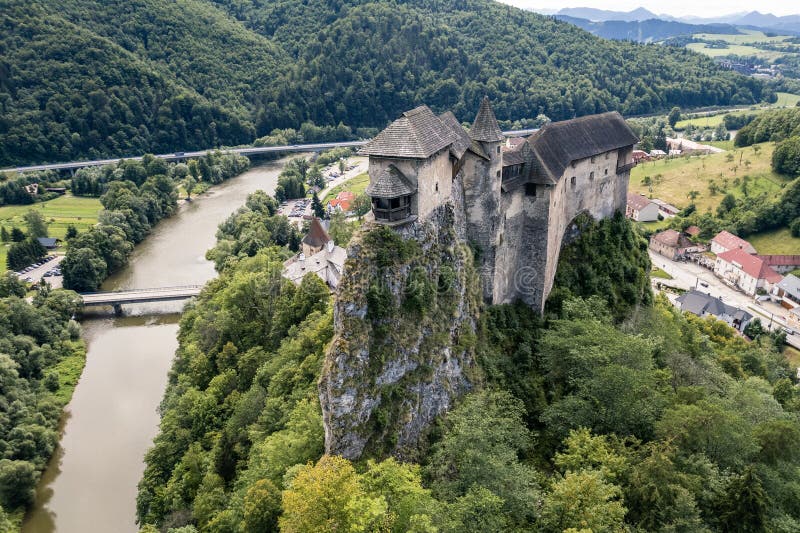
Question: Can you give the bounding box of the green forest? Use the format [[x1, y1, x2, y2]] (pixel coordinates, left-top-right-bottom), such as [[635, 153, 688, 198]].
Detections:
[[0, 277, 85, 526], [2, 0, 768, 166], [136, 196, 800, 532]]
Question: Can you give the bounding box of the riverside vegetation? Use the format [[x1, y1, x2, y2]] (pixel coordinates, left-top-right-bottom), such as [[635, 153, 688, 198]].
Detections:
[[61, 152, 250, 291], [136, 193, 800, 532], [2, 0, 770, 167], [0, 276, 85, 527]]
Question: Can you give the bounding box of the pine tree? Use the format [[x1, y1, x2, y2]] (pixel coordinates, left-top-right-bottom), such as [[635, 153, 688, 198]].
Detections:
[[312, 191, 326, 219], [65, 224, 78, 240], [0, 227, 8, 243], [10, 227, 25, 242], [718, 466, 768, 533]]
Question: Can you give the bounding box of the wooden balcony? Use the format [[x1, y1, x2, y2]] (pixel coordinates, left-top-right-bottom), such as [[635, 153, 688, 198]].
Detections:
[[616, 161, 636, 173], [373, 205, 412, 223]]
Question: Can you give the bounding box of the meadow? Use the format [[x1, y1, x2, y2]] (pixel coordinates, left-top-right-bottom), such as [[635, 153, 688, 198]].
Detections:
[[748, 228, 800, 255], [322, 172, 369, 204], [630, 142, 790, 214], [0, 194, 101, 270], [674, 93, 800, 130]]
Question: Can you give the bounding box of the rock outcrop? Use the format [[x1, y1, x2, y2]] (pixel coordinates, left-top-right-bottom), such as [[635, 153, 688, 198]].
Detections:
[[319, 205, 482, 460]]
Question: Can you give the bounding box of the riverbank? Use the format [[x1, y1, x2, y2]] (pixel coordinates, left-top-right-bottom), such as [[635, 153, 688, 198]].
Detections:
[[20, 160, 287, 533]]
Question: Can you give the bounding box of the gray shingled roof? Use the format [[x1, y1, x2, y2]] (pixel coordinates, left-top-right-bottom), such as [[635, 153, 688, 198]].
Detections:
[[469, 140, 489, 160], [360, 106, 457, 159], [438, 111, 471, 160], [676, 289, 752, 323], [778, 274, 800, 300], [470, 97, 504, 142], [366, 165, 415, 198], [503, 149, 525, 166], [528, 111, 638, 184]]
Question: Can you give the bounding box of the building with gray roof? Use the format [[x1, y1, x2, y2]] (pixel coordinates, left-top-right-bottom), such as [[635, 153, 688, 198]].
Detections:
[[360, 97, 638, 312], [676, 289, 753, 332]]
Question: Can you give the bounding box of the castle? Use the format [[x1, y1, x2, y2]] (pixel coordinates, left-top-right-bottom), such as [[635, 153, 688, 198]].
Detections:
[[360, 97, 638, 312]]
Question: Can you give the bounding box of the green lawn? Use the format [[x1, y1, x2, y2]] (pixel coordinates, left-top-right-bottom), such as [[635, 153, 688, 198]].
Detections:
[[651, 268, 673, 280], [322, 172, 369, 204], [674, 93, 800, 131], [784, 345, 800, 368], [630, 142, 789, 214], [775, 92, 800, 107], [0, 194, 101, 271], [693, 30, 792, 45], [686, 42, 785, 61], [748, 228, 800, 255]]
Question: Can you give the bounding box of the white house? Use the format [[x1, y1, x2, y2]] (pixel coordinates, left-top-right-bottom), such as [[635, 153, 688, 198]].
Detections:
[[710, 230, 757, 256], [714, 248, 783, 296], [626, 192, 659, 222]]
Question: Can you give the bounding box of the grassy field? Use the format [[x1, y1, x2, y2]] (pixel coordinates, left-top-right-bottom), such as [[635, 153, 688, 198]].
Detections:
[[630, 142, 790, 213], [783, 345, 800, 368], [0, 194, 101, 271], [674, 93, 800, 130], [748, 228, 800, 255], [651, 267, 673, 279], [775, 92, 800, 107], [694, 30, 792, 45], [686, 42, 785, 61], [322, 172, 369, 204]]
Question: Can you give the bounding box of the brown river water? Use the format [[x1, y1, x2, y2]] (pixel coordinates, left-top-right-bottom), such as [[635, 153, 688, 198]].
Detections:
[[21, 159, 286, 533]]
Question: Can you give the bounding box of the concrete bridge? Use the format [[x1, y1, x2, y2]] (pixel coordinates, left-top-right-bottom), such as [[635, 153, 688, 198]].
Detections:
[[80, 285, 203, 315], [2, 130, 538, 175]]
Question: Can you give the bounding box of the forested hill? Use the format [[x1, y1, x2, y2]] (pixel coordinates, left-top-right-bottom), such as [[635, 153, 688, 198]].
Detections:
[[2, 0, 767, 166]]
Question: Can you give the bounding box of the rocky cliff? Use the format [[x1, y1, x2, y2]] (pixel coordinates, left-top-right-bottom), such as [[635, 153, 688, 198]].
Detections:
[[319, 205, 483, 460]]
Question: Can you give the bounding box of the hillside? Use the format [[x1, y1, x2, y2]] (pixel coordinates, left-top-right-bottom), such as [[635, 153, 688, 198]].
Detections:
[[1, 0, 768, 166], [556, 15, 742, 42]]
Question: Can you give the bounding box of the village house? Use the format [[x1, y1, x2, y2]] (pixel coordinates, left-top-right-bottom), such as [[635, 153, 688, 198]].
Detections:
[[283, 218, 347, 290], [36, 237, 60, 250], [626, 192, 660, 222], [651, 198, 679, 218], [649, 229, 704, 260], [757, 255, 800, 275], [774, 274, 800, 309], [328, 191, 355, 214], [709, 230, 757, 255], [24, 183, 39, 196], [676, 289, 753, 332], [666, 137, 724, 155], [685, 225, 701, 238], [649, 149, 667, 158], [632, 150, 651, 163], [714, 248, 783, 296]]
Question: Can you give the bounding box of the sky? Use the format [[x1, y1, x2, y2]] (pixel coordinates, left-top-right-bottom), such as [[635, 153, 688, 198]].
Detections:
[[498, 0, 799, 18]]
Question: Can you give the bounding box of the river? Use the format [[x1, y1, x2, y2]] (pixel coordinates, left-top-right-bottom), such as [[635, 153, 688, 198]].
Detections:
[[21, 159, 286, 533]]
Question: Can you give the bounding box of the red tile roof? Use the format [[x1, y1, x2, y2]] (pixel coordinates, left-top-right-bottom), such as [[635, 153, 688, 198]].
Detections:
[[757, 255, 800, 267], [626, 192, 653, 211], [711, 230, 754, 253], [329, 191, 355, 212], [718, 248, 783, 283], [685, 225, 701, 237]]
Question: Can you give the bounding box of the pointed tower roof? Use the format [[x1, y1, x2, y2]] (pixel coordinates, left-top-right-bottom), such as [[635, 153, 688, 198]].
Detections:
[[470, 97, 504, 143], [303, 218, 331, 248]]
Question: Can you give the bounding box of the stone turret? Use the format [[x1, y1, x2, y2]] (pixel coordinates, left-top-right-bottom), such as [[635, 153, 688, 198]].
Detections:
[[464, 96, 504, 300]]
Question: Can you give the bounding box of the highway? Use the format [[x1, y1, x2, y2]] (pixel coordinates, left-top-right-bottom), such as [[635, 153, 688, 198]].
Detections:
[[2, 129, 539, 174]]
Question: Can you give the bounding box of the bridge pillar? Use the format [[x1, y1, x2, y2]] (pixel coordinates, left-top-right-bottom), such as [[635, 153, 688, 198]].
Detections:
[[113, 304, 123, 317]]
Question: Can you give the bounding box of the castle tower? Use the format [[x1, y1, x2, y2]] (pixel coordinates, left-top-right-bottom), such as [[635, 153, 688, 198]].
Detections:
[[464, 96, 505, 300]]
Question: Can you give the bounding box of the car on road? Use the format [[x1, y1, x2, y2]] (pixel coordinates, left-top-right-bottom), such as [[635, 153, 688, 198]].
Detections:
[[699, 281, 709, 288]]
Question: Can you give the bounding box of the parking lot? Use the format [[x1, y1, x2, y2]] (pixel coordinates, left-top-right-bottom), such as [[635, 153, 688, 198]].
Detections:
[[15, 255, 65, 289]]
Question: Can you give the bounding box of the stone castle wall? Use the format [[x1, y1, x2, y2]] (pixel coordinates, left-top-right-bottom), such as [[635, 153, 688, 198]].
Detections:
[[368, 150, 452, 220]]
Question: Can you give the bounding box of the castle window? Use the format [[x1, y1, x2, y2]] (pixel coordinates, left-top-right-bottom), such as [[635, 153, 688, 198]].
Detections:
[[435, 182, 439, 192], [525, 183, 536, 197], [604, 168, 608, 175], [589, 171, 594, 180], [497, 146, 501, 154], [496, 170, 501, 178], [570, 176, 576, 189]]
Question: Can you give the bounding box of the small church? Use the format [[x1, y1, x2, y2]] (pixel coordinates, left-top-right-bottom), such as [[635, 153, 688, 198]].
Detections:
[[360, 97, 639, 312]]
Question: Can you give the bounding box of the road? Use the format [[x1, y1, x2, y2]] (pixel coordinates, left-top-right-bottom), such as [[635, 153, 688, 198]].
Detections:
[[4, 130, 539, 175], [650, 250, 791, 333], [279, 156, 367, 223]]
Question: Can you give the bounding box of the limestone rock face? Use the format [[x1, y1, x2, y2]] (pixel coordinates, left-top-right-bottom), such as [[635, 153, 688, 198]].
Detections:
[[319, 205, 481, 460]]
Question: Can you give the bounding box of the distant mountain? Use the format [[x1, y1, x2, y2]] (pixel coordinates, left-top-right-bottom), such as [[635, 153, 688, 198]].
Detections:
[[556, 6, 658, 22], [551, 7, 800, 33], [555, 15, 742, 42]]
